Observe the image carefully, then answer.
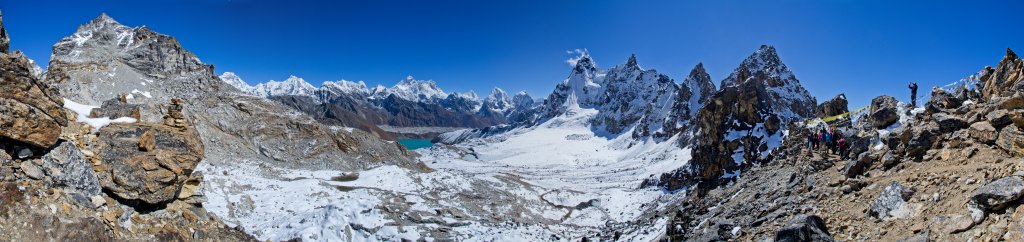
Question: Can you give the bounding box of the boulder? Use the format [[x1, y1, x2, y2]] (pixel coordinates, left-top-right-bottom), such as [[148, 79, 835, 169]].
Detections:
[[89, 95, 141, 120], [93, 101, 204, 205], [817, 94, 849, 118], [996, 126, 1024, 156], [869, 182, 914, 219], [774, 214, 836, 242], [981, 49, 1024, 100], [843, 153, 873, 178], [904, 122, 939, 158], [39, 141, 102, 197], [968, 176, 1024, 214], [999, 92, 1024, 110], [927, 87, 962, 110], [881, 151, 899, 169], [868, 96, 900, 129], [986, 109, 1012, 128], [931, 113, 965, 133], [0, 51, 67, 148], [969, 121, 997, 144]]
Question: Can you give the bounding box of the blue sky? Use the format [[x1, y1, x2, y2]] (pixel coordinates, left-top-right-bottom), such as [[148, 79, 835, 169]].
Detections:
[[2, 0, 1022, 108]]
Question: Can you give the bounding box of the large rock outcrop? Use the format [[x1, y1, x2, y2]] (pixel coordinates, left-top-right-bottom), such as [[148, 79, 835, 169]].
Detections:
[[981, 49, 1023, 99], [865, 95, 900, 129], [653, 45, 817, 190], [817, 94, 849, 118], [0, 50, 67, 148], [93, 99, 204, 204], [0, 10, 8, 54]]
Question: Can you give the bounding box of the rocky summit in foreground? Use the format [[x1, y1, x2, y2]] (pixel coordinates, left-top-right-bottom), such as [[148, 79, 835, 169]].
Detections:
[[0, 11, 253, 241]]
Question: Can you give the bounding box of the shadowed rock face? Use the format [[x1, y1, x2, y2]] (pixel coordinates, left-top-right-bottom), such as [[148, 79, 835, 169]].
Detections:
[[817, 94, 849, 118], [0, 10, 8, 53]]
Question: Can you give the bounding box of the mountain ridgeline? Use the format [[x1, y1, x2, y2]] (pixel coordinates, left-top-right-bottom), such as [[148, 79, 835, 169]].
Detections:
[[222, 73, 537, 139]]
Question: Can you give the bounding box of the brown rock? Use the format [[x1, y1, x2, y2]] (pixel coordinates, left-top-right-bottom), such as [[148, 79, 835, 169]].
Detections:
[[970, 121, 998, 144], [138, 130, 155, 152], [0, 51, 67, 148], [982, 49, 1024, 100], [95, 113, 204, 204], [997, 126, 1024, 156]]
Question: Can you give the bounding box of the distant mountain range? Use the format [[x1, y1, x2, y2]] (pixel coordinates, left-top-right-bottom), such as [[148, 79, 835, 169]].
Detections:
[[221, 73, 537, 139]]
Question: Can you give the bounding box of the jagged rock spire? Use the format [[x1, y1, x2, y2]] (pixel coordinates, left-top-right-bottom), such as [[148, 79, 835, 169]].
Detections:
[[626, 53, 638, 68], [1, 9, 10, 54]]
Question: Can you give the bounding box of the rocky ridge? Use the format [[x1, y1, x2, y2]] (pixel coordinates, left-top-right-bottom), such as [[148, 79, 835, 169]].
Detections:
[[664, 48, 1024, 241]]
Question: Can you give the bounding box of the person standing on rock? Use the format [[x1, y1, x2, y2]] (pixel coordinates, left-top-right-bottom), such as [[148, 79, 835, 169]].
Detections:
[[909, 82, 919, 106]]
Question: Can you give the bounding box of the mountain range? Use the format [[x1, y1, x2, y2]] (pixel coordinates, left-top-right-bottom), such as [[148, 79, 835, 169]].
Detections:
[[5, 9, 1022, 242]]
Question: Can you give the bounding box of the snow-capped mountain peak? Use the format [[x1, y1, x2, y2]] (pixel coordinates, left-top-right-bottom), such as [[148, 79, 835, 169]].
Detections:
[[322, 80, 370, 95], [375, 75, 449, 102], [483, 87, 512, 112], [219, 72, 255, 93], [63, 13, 136, 49], [720, 44, 792, 88], [252, 75, 318, 97]]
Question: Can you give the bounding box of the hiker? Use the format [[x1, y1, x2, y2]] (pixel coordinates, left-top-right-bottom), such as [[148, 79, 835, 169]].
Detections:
[[837, 138, 848, 159], [909, 82, 919, 106], [806, 131, 815, 154], [824, 128, 833, 154]]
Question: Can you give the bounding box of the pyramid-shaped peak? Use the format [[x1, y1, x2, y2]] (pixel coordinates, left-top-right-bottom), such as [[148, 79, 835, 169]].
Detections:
[[1007, 48, 1018, 60], [572, 52, 597, 72], [625, 53, 638, 67], [87, 13, 123, 27], [689, 62, 707, 76]]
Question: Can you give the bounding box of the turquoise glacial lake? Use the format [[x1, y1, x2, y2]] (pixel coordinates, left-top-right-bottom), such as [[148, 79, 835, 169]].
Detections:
[[398, 139, 433, 150]]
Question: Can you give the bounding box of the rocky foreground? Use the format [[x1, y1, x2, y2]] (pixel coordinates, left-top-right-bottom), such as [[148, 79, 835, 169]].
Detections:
[[667, 49, 1024, 241], [0, 11, 255, 240]]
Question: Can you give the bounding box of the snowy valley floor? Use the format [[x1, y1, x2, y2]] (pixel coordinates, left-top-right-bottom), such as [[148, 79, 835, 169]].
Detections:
[[197, 107, 691, 241]]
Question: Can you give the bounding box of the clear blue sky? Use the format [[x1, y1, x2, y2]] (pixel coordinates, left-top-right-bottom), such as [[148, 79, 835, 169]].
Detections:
[[2, 0, 1022, 108]]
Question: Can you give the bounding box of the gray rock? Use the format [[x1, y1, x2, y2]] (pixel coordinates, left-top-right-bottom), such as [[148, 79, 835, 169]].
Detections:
[[869, 182, 914, 219], [904, 122, 939, 158], [997, 126, 1024, 156], [774, 214, 836, 242], [968, 176, 1024, 221], [869, 96, 900, 129], [896, 231, 929, 242], [986, 109, 1012, 128], [881, 151, 899, 169], [843, 155, 871, 178], [39, 141, 102, 197], [19, 161, 43, 180], [15, 145, 33, 159], [932, 113, 965, 133]]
